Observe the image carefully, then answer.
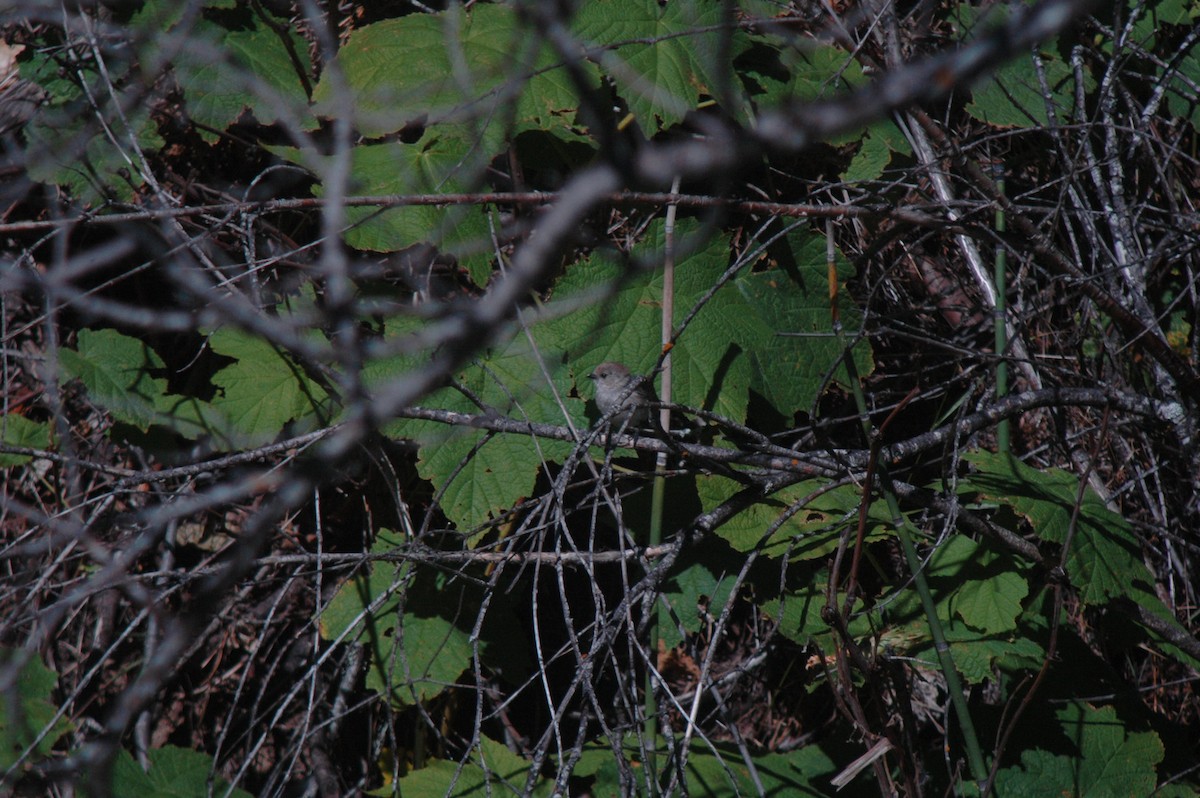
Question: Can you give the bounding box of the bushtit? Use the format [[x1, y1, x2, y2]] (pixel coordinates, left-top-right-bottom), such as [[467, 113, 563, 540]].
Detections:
[[588, 361, 665, 435], [588, 361, 753, 483]]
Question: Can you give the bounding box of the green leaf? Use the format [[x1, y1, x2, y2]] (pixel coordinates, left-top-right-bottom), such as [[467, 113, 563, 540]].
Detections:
[[383, 218, 867, 530], [578, 735, 876, 797], [543, 219, 771, 424], [761, 576, 873, 651], [737, 229, 872, 414], [414, 425, 547, 541], [881, 598, 1046, 684], [19, 25, 160, 203], [1153, 784, 1200, 798], [572, 0, 726, 133], [0, 415, 51, 466], [661, 560, 736, 648], [18, 47, 84, 103], [25, 103, 163, 205], [364, 314, 571, 532], [881, 532, 1045, 683], [377, 326, 582, 532], [1131, 0, 1200, 51], [312, 7, 498, 135], [961, 452, 1197, 669], [320, 535, 479, 706], [952, 5, 1091, 129], [270, 124, 497, 284], [58, 329, 226, 441], [843, 119, 912, 182], [966, 51, 1077, 128], [0, 650, 72, 770], [129, 0, 241, 33], [313, 5, 594, 144], [377, 218, 857, 531], [696, 476, 891, 559], [962, 452, 1146, 606], [111, 745, 253, 798], [746, 42, 865, 116], [60, 329, 168, 431], [150, 391, 232, 447], [681, 741, 863, 797], [389, 736, 554, 797], [165, 12, 314, 143], [514, 55, 598, 144], [1165, 49, 1200, 130], [993, 703, 1163, 797], [946, 630, 1045, 684], [208, 327, 331, 444], [953, 571, 1028, 637], [926, 535, 1028, 636]]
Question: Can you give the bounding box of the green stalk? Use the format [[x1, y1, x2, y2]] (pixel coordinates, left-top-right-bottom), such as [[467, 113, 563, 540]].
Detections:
[[994, 166, 1009, 454], [825, 223, 988, 789], [645, 469, 664, 789], [643, 176, 681, 792]]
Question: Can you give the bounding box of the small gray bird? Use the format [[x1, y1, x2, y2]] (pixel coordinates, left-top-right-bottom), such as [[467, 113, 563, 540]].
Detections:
[[588, 361, 664, 435], [588, 361, 756, 484]]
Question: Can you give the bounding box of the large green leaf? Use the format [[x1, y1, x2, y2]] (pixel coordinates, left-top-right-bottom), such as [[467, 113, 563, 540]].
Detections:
[[269, 123, 497, 284], [160, 8, 314, 142], [390, 736, 554, 797], [24, 103, 163, 205], [0, 414, 51, 466], [843, 119, 912, 183], [60, 329, 169, 431], [1165, 49, 1200, 130], [962, 452, 1148, 606], [111, 745, 253, 798], [748, 41, 866, 110], [320, 538, 478, 706], [882, 589, 1046, 684], [926, 535, 1029, 636], [1130, 0, 1199, 52], [696, 476, 891, 559], [360, 288, 585, 531], [284, 4, 599, 286], [954, 4, 1089, 129], [19, 30, 164, 204], [761, 577, 867, 650], [377, 218, 770, 532], [576, 735, 876, 797], [876, 528, 1046, 684], [737, 228, 872, 415], [541, 219, 771, 424], [396, 332, 581, 533], [744, 39, 896, 181], [0, 650, 72, 771], [660, 559, 736, 648], [17, 46, 84, 103], [208, 327, 331, 443], [961, 452, 1197, 669], [378, 218, 872, 529], [944, 628, 1046, 684], [966, 51, 1077, 128], [59, 329, 225, 441], [313, 4, 593, 144], [994, 703, 1164, 797], [572, 0, 727, 133]]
